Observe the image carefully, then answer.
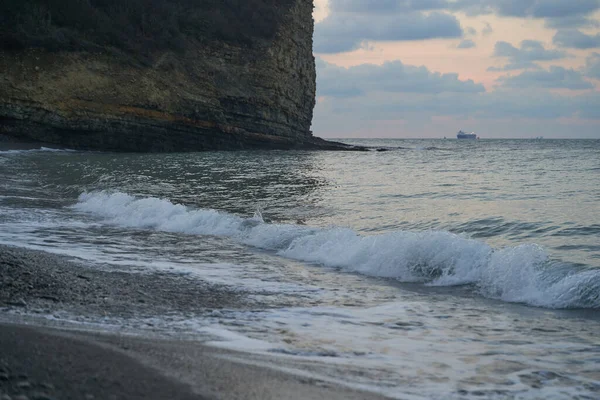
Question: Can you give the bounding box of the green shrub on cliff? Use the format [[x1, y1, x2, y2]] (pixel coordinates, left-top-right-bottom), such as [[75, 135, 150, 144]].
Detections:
[[0, 0, 294, 60]]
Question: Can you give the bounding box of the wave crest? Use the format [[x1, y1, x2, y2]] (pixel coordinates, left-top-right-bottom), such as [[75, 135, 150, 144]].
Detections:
[[73, 191, 600, 309]]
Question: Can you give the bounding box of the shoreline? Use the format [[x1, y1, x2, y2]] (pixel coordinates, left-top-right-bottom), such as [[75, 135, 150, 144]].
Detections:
[[0, 134, 368, 153], [0, 244, 256, 321], [0, 323, 386, 400], [0, 244, 388, 399]]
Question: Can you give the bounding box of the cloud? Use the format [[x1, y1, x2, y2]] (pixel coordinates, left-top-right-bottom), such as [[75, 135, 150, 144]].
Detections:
[[449, 0, 600, 20], [553, 29, 600, 49], [314, 11, 462, 53], [494, 40, 568, 61], [313, 1, 600, 53], [482, 22, 493, 35], [457, 39, 476, 49], [326, 0, 449, 14], [328, 0, 600, 19], [544, 15, 600, 29], [491, 0, 600, 18], [312, 57, 600, 130], [584, 52, 600, 79], [488, 40, 569, 71], [314, 85, 600, 128], [370, 0, 600, 28], [314, 86, 599, 124], [497, 66, 594, 90], [316, 58, 485, 97], [488, 62, 541, 72]]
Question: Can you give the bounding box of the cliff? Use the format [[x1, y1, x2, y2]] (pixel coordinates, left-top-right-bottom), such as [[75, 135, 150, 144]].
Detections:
[[0, 0, 342, 151]]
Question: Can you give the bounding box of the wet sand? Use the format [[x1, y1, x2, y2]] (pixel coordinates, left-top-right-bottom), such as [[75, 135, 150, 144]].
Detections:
[[0, 323, 386, 400], [0, 245, 387, 399], [0, 244, 251, 319]]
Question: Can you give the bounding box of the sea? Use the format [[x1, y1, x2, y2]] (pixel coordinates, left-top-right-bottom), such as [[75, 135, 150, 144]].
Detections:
[[1, 138, 599, 399]]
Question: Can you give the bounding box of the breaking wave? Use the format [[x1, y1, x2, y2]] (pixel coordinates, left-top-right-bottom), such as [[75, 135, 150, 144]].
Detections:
[[73, 191, 600, 309]]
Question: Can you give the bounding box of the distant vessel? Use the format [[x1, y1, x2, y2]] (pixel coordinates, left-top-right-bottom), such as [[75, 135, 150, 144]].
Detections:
[[457, 130, 478, 140]]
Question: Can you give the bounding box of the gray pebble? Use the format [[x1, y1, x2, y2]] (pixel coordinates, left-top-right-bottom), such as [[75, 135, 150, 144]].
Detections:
[[31, 394, 55, 400], [17, 381, 31, 389], [1, 394, 12, 400], [0, 244, 248, 324], [7, 299, 26, 307], [0, 373, 8, 381], [13, 396, 29, 400]]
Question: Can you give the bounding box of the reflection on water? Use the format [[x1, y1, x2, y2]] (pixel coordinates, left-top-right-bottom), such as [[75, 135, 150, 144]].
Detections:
[[4, 151, 330, 222]]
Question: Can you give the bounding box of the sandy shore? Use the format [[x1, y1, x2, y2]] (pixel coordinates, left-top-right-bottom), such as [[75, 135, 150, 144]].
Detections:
[[0, 244, 252, 319], [0, 323, 387, 400], [0, 245, 388, 399]]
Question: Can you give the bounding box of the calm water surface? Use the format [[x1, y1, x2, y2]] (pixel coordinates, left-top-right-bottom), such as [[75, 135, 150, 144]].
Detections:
[[1, 139, 599, 399]]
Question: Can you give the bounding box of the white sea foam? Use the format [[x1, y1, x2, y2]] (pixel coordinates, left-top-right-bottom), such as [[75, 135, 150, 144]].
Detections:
[[73, 191, 600, 309], [0, 147, 76, 154]]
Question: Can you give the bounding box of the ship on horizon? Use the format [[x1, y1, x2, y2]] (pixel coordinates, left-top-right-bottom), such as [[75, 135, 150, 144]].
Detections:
[[457, 130, 478, 140]]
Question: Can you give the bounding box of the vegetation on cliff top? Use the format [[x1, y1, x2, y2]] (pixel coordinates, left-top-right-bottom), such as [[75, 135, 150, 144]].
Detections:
[[1, 0, 295, 60]]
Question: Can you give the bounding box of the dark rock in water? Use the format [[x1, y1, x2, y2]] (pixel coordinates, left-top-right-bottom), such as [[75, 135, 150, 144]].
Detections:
[[0, 0, 348, 152]]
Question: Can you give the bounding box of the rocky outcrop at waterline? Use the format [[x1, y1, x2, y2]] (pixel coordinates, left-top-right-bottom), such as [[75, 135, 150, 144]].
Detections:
[[0, 0, 345, 151]]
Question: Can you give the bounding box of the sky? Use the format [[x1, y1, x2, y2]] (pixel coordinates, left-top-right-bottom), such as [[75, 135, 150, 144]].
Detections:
[[310, 0, 600, 138]]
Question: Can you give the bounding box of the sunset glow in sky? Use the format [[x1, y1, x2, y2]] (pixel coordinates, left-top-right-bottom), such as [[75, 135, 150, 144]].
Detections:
[[311, 0, 600, 138]]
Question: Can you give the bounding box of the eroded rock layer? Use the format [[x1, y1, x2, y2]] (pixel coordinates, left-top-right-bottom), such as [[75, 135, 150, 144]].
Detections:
[[0, 0, 331, 151]]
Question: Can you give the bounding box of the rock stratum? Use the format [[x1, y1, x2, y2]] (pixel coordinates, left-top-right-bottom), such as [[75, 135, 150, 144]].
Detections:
[[0, 0, 342, 151]]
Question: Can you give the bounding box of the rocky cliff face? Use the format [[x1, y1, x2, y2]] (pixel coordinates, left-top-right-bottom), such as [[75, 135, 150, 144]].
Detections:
[[0, 0, 336, 151]]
